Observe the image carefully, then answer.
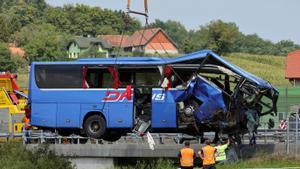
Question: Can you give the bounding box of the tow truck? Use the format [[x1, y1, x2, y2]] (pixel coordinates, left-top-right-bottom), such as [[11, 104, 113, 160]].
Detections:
[[0, 73, 28, 134]]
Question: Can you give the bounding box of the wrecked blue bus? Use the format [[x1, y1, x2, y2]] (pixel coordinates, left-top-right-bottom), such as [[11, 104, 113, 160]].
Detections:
[[27, 50, 278, 142]]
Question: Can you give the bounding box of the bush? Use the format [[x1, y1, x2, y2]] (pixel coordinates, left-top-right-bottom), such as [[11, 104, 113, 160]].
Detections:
[[0, 143, 74, 169], [114, 158, 175, 169]]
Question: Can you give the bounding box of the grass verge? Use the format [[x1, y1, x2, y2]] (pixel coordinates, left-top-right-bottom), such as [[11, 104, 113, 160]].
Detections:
[[216, 154, 300, 169], [114, 155, 300, 169], [0, 143, 74, 169]]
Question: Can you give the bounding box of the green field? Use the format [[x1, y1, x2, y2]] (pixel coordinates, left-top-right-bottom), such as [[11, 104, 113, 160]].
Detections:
[[224, 53, 288, 87]]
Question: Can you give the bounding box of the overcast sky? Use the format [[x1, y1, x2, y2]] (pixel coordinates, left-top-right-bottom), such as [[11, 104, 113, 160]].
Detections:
[[45, 0, 300, 44]]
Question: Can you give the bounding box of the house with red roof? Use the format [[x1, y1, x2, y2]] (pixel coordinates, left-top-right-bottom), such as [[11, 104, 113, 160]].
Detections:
[[67, 28, 179, 58], [99, 35, 130, 48], [286, 50, 300, 86], [99, 28, 178, 54]]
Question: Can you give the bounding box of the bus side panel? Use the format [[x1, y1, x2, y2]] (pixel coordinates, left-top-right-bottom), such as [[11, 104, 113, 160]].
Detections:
[[79, 89, 133, 129], [108, 102, 133, 128], [57, 104, 80, 128], [152, 89, 177, 128], [31, 103, 57, 127]]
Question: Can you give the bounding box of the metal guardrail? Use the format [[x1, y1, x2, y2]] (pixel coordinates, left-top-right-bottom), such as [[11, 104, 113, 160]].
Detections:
[[0, 129, 296, 145]]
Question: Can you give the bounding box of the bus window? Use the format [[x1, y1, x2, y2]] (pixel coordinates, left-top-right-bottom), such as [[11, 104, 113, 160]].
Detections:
[[35, 65, 82, 88], [119, 71, 134, 86], [86, 67, 159, 88], [135, 69, 161, 87], [86, 68, 114, 88], [102, 71, 114, 88]]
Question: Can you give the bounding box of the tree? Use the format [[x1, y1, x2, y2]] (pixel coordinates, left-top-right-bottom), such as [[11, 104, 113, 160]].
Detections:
[[0, 43, 17, 72], [8, 5, 41, 27], [14, 23, 69, 62], [274, 40, 300, 56], [43, 7, 71, 33], [0, 0, 47, 41], [0, 14, 21, 42], [192, 20, 241, 55], [186, 29, 212, 53], [231, 34, 293, 55], [45, 4, 141, 36], [25, 0, 48, 13], [181, 37, 197, 53]]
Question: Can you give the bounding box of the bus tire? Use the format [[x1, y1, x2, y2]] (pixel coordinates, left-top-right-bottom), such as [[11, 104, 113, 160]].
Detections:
[[84, 114, 106, 139]]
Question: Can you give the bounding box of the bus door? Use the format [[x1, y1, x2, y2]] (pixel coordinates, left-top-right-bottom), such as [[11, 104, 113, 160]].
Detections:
[[105, 86, 134, 128], [151, 88, 177, 128], [133, 66, 177, 129]]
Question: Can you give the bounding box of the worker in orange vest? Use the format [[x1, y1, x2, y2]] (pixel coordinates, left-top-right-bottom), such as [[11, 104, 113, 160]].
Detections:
[[22, 112, 32, 143], [199, 139, 218, 169], [22, 112, 31, 130], [178, 141, 195, 169]]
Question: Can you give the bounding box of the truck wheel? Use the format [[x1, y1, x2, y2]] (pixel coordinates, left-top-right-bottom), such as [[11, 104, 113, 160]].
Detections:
[[84, 115, 106, 139]]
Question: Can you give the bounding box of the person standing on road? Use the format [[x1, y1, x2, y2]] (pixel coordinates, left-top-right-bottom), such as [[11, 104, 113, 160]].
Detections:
[[22, 111, 32, 143], [178, 141, 195, 169], [199, 139, 218, 169], [215, 139, 230, 164]]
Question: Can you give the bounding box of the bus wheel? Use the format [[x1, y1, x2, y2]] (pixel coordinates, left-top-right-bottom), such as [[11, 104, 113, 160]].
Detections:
[[84, 115, 106, 138]]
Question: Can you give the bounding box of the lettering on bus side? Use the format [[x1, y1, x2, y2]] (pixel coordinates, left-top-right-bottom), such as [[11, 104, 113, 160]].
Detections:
[[152, 93, 165, 101], [102, 91, 132, 102]]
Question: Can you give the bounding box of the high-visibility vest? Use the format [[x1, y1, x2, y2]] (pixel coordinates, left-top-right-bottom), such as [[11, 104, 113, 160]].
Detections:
[[215, 144, 228, 161], [22, 117, 31, 129], [180, 147, 194, 167], [201, 145, 216, 165]]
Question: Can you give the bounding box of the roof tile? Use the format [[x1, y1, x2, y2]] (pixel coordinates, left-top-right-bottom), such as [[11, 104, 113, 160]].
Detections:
[[127, 28, 161, 47], [286, 50, 300, 78], [98, 35, 130, 47]]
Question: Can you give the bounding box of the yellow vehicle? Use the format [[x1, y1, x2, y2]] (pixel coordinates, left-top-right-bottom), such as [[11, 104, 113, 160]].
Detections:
[[0, 73, 28, 133]]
